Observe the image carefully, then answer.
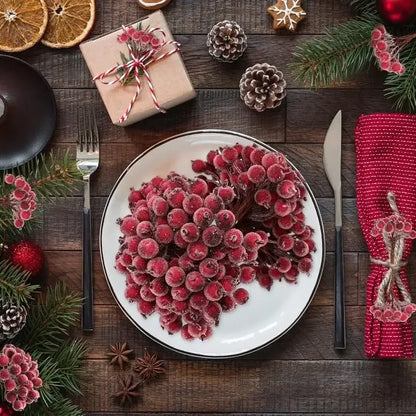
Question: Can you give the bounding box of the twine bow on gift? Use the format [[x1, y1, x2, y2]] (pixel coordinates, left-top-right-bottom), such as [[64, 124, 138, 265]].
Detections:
[[93, 25, 180, 123], [369, 192, 416, 323]]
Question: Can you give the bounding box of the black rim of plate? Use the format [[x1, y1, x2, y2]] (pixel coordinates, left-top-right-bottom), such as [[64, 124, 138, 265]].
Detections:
[[99, 130, 326, 359], [0, 54, 57, 170]]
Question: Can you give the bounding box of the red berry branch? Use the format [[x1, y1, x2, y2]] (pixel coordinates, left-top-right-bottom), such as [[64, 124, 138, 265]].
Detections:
[[115, 144, 316, 341]]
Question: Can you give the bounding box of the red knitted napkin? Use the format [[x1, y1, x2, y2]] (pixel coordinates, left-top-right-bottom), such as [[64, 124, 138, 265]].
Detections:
[[355, 113, 416, 358]]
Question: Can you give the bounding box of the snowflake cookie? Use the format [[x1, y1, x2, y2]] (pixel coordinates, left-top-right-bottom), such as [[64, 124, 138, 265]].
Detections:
[[268, 0, 306, 32]]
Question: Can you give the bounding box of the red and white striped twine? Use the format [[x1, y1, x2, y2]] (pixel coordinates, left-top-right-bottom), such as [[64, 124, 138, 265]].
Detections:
[[93, 27, 180, 124]]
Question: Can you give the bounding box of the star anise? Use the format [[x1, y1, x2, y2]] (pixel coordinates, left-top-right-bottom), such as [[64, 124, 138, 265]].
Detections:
[[107, 342, 133, 369], [134, 350, 166, 380], [111, 375, 141, 405]]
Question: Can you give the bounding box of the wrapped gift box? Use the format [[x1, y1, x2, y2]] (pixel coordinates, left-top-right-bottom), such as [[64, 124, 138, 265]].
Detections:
[[80, 10, 196, 126]]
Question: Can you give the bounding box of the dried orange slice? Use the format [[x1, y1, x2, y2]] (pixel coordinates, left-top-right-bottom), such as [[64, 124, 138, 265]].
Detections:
[[0, 0, 48, 52], [41, 0, 95, 48]]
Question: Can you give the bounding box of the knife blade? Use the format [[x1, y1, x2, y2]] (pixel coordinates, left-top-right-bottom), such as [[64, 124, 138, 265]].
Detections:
[[323, 110, 346, 350]]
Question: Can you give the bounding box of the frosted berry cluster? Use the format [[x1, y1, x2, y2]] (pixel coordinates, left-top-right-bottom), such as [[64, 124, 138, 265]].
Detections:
[[3, 174, 37, 229], [371, 24, 405, 75], [115, 143, 315, 340], [370, 302, 416, 323], [370, 213, 416, 239], [0, 344, 42, 411]]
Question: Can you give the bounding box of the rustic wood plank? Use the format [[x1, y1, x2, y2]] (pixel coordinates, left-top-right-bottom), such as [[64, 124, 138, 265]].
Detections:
[[19, 36, 383, 90], [43, 251, 358, 307], [86, 414, 416, 416], [287, 89, 396, 144], [50, 89, 285, 145], [77, 358, 416, 413]]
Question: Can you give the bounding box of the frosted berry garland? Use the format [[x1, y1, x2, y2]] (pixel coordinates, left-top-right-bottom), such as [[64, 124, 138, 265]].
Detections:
[[115, 143, 315, 341], [1, 175, 36, 230], [0, 344, 42, 412]]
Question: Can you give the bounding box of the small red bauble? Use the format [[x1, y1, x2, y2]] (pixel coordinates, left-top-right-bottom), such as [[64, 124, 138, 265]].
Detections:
[[377, 0, 416, 24], [0, 402, 14, 416], [8, 240, 44, 276]]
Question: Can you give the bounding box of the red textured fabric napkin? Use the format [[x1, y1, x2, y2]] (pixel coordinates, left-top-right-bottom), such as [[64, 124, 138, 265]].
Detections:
[[355, 113, 416, 358]]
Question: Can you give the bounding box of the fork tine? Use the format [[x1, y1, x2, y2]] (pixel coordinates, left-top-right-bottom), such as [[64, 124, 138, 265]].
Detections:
[[92, 110, 99, 151]]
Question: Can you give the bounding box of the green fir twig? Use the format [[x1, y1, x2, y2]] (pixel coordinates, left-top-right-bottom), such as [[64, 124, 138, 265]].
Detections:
[[291, 15, 380, 87]]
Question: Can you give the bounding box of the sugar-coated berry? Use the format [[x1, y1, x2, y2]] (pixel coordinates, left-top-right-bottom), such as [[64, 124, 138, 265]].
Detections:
[[267, 164, 285, 183], [247, 165, 266, 184], [199, 258, 220, 278], [165, 266, 186, 287], [174, 231, 188, 249], [276, 256, 291, 273], [298, 257, 312, 274], [243, 232, 263, 251], [167, 208, 188, 229], [254, 189, 272, 207], [137, 299, 155, 316], [224, 228, 244, 249], [215, 209, 236, 230], [134, 207, 151, 221], [204, 194, 224, 213], [221, 146, 238, 163], [137, 238, 159, 259], [203, 301, 222, 325], [269, 267, 282, 280], [213, 154, 227, 170], [149, 277, 169, 296], [189, 292, 209, 310], [238, 172, 251, 189], [278, 234, 294, 251], [171, 285, 190, 301], [171, 300, 188, 314], [178, 253, 196, 271], [220, 295, 236, 312], [132, 256, 147, 272], [152, 196, 169, 216], [233, 288, 249, 304], [187, 241, 209, 261], [180, 222, 200, 243], [120, 216, 139, 236], [249, 148, 265, 165], [276, 180, 297, 199], [193, 207, 214, 229], [192, 159, 207, 173], [125, 285, 140, 301], [215, 186, 235, 204], [257, 273, 273, 290], [140, 285, 156, 302], [284, 265, 299, 283], [181, 324, 194, 340], [228, 246, 248, 264], [166, 188, 186, 208], [154, 224, 174, 244], [165, 317, 182, 334], [190, 178, 209, 197], [136, 220, 153, 239], [146, 257, 168, 277], [183, 194, 204, 215], [202, 226, 223, 247], [204, 281, 223, 301], [274, 199, 292, 217], [185, 271, 205, 292], [240, 266, 256, 284], [278, 215, 294, 230], [293, 240, 309, 257]]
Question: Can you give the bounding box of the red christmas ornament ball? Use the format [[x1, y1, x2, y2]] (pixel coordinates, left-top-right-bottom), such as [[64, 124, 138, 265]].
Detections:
[[0, 402, 14, 416], [377, 0, 416, 24], [8, 240, 44, 276]]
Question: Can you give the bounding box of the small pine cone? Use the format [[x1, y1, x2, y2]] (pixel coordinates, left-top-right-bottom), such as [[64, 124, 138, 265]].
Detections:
[[239, 63, 287, 112], [207, 20, 247, 63], [0, 304, 27, 340]]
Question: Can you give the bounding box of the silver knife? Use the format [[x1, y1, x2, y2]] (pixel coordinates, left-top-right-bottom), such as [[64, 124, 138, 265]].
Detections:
[[323, 110, 346, 350]]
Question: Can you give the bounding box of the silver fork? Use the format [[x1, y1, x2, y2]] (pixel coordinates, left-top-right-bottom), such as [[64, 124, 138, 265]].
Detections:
[[76, 108, 99, 331]]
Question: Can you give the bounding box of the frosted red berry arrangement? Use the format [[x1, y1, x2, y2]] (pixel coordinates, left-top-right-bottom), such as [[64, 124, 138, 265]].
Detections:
[[115, 144, 316, 341], [0, 344, 42, 411]]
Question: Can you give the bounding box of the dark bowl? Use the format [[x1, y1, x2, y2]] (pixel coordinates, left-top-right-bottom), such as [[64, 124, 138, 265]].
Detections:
[[0, 55, 56, 170]]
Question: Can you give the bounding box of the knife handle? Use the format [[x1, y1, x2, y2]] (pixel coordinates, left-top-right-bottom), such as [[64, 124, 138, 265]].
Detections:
[[334, 225, 346, 350]]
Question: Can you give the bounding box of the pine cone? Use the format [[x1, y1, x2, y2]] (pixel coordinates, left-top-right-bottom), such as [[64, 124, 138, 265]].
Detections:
[[239, 63, 287, 112], [207, 20, 247, 63], [0, 304, 27, 340]]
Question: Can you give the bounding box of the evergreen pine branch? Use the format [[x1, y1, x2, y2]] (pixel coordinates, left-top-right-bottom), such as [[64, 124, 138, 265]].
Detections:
[[0, 260, 39, 307], [291, 15, 380, 87], [384, 42, 416, 112], [13, 283, 82, 352], [23, 397, 84, 416]]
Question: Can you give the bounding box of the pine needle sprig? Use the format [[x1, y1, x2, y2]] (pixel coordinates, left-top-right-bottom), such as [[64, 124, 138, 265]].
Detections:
[[0, 260, 39, 307], [291, 15, 380, 87], [385, 42, 416, 112], [22, 396, 84, 416], [13, 283, 82, 352]]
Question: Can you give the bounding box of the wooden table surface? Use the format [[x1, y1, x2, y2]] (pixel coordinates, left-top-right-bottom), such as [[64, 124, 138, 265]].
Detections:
[[17, 0, 416, 414]]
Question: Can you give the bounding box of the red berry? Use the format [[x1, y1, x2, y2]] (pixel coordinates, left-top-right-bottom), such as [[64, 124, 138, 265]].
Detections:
[[220, 295, 236, 312], [204, 281, 223, 301], [202, 226, 223, 247], [277, 180, 297, 199], [165, 266, 186, 287], [206, 150, 217, 165], [193, 207, 214, 229], [187, 241, 209, 261], [276, 257, 292, 273], [171, 285, 190, 301], [247, 165, 266, 184], [166, 188, 186, 208], [298, 257, 312, 274], [164, 317, 182, 334], [267, 164, 285, 183], [203, 301, 222, 325], [155, 294, 173, 309], [120, 216, 139, 236], [278, 234, 295, 251], [183, 194, 204, 215], [174, 231, 188, 249], [131, 272, 149, 285], [185, 271, 205, 292], [137, 238, 159, 259], [137, 299, 155, 316], [269, 267, 282, 280], [238, 172, 251, 189], [178, 253, 196, 271], [181, 324, 194, 340], [140, 285, 156, 302], [243, 232, 263, 251], [216, 186, 236, 204], [261, 152, 279, 168], [278, 215, 294, 230], [221, 146, 238, 162], [125, 285, 140, 301], [149, 277, 169, 296], [134, 207, 151, 221], [233, 288, 249, 304], [249, 148, 265, 165], [224, 228, 244, 249], [284, 265, 299, 283], [274, 199, 292, 217], [199, 258, 220, 278], [125, 236, 140, 252], [171, 300, 188, 314], [183, 308, 202, 324], [215, 209, 236, 230], [228, 246, 248, 264], [119, 251, 133, 267], [167, 208, 188, 229], [192, 159, 207, 173], [213, 154, 227, 170], [136, 220, 153, 239], [240, 266, 256, 284], [257, 273, 273, 290], [154, 224, 174, 244], [204, 194, 224, 213], [152, 196, 169, 216], [132, 256, 147, 272], [254, 189, 272, 208], [189, 292, 209, 310], [293, 240, 309, 257], [146, 257, 168, 277], [190, 178, 209, 197], [180, 222, 200, 243]]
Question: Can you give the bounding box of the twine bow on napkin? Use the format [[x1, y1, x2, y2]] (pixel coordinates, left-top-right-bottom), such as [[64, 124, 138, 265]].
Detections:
[[355, 113, 416, 358], [93, 25, 180, 123]]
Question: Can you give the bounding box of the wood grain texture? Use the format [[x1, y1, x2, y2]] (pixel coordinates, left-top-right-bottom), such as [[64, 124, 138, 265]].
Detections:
[[15, 0, 415, 414]]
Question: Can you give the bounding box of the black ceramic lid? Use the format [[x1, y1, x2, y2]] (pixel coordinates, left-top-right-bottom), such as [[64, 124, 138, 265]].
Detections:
[[0, 55, 56, 170]]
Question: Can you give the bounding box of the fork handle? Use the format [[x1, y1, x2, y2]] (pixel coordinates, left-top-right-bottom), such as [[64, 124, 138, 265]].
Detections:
[[82, 180, 94, 331]]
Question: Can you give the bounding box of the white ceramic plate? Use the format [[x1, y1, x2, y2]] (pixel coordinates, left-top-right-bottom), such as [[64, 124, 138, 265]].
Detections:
[[100, 130, 325, 358]]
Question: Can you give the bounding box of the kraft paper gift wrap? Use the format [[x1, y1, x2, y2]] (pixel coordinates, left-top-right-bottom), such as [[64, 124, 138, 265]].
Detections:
[[79, 10, 196, 126]]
